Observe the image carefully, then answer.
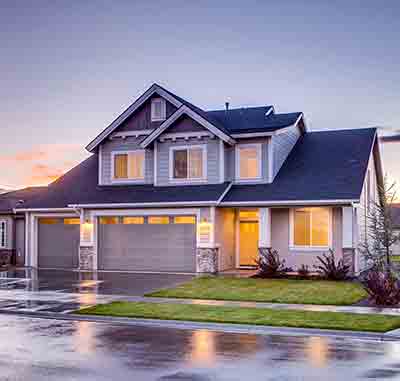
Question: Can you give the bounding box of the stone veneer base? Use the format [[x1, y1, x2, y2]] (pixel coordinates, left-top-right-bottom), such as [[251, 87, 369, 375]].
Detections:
[[79, 246, 95, 270], [196, 248, 219, 273]]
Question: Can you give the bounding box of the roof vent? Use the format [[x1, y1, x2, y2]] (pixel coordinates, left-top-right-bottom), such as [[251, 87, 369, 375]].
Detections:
[[225, 102, 229, 111]]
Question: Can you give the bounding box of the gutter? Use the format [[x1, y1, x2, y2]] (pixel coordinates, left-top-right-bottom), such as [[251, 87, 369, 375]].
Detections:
[[220, 199, 360, 207], [67, 201, 218, 209], [13, 208, 80, 214]]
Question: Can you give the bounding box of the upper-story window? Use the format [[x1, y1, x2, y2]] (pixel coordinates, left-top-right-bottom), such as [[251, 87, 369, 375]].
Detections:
[[236, 143, 262, 181], [0, 220, 6, 249], [151, 98, 166, 122], [170, 145, 206, 182], [112, 151, 145, 182]]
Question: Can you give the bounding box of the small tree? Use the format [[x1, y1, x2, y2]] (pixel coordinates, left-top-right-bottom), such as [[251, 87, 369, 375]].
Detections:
[[361, 176, 400, 271]]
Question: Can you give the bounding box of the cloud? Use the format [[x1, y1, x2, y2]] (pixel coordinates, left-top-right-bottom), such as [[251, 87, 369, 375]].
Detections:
[[24, 164, 65, 186]]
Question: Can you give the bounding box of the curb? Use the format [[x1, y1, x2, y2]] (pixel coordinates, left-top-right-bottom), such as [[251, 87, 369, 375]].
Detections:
[[0, 308, 398, 342]]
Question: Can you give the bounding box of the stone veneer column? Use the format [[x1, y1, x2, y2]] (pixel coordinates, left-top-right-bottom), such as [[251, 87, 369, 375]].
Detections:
[[79, 246, 95, 271], [196, 248, 219, 273]]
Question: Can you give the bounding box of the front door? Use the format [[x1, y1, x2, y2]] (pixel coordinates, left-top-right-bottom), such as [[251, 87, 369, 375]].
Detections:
[[239, 210, 259, 267]]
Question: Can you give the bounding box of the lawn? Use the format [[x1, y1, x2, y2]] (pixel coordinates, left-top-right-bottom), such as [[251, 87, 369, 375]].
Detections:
[[76, 301, 400, 333], [391, 255, 400, 262], [147, 277, 367, 306]]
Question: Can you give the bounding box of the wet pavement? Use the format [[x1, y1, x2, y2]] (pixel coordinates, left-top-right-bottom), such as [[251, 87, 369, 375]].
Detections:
[[1, 314, 400, 380]]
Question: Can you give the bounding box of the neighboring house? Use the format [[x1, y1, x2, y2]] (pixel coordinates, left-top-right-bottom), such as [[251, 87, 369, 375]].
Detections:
[[0, 187, 46, 266], [7, 83, 383, 274], [391, 204, 400, 256]]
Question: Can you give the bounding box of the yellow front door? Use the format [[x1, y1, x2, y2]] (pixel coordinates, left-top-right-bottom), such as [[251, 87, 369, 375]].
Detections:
[[239, 222, 259, 266]]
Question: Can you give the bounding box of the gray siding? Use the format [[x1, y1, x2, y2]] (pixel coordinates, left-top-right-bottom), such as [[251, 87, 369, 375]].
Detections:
[[156, 137, 220, 186], [272, 125, 301, 179], [100, 136, 154, 185]]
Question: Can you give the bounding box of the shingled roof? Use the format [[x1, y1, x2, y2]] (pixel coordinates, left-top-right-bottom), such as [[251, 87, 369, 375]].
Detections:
[[0, 187, 46, 214]]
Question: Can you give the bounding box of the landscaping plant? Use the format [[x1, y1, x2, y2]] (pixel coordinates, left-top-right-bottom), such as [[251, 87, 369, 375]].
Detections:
[[361, 267, 400, 306], [297, 264, 310, 279], [255, 248, 292, 278], [314, 250, 350, 280]]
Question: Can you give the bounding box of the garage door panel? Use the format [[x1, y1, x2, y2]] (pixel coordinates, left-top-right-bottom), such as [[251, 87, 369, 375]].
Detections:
[[98, 217, 196, 272], [38, 219, 80, 269]]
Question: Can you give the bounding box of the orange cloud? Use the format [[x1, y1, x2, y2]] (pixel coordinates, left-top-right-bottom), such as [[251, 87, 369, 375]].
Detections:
[[24, 164, 65, 186]]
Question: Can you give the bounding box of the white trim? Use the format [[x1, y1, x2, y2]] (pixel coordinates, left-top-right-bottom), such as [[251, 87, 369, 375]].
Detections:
[[90, 208, 200, 217], [112, 129, 154, 138], [258, 207, 271, 248], [231, 132, 275, 138], [153, 140, 158, 185], [15, 208, 76, 213], [151, 97, 167, 122], [98, 144, 103, 185], [86, 84, 182, 152], [342, 206, 354, 248], [219, 139, 225, 182], [68, 201, 217, 208], [110, 150, 146, 184], [265, 106, 274, 116], [235, 143, 262, 182], [168, 144, 207, 184], [268, 137, 274, 183], [235, 209, 240, 268], [0, 219, 7, 249], [217, 182, 233, 204], [141, 105, 235, 148], [289, 207, 333, 251], [159, 131, 213, 141], [220, 199, 358, 207]]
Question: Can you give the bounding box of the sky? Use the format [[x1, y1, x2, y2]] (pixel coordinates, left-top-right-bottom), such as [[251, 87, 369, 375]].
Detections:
[[0, 0, 399, 192]]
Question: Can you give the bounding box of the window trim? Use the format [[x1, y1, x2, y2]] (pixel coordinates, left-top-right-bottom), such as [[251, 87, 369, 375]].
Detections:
[[151, 98, 167, 122], [169, 145, 207, 183], [0, 220, 6, 249], [235, 143, 262, 182], [289, 207, 333, 251], [111, 150, 146, 183]]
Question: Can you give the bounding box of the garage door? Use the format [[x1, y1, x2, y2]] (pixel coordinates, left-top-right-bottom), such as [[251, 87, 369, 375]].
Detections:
[[38, 218, 80, 268], [98, 215, 196, 272]]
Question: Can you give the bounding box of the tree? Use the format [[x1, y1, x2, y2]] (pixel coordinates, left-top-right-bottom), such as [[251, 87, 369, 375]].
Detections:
[[361, 176, 400, 271]]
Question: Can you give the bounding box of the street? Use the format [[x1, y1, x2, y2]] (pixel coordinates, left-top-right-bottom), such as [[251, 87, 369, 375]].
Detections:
[[0, 314, 399, 380]]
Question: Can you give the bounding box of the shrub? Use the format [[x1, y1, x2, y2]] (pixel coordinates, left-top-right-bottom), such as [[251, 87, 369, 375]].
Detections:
[[362, 268, 400, 306], [314, 250, 350, 280], [255, 248, 292, 278], [297, 264, 310, 279]]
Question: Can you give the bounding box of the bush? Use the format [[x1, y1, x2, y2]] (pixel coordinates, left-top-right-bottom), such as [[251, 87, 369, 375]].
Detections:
[[297, 264, 310, 279], [362, 268, 400, 306], [314, 250, 350, 280], [255, 248, 292, 278]]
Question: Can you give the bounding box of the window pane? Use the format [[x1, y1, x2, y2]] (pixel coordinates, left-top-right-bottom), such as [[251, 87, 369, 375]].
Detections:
[[239, 210, 259, 221], [128, 152, 144, 179], [173, 150, 187, 179], [122, 217, 144, 225], [64, 218, 80, 225], [99, 217, 120, 225], [174, 216, 196, 224], [114, 154, 128, 179], [39, 218, 59, 225], [311, 208, 329, 246], [189, 148, 203, 179], [239, 147, 259, 179], [294, 209, 311, 246], [148, 216, 170, 224]]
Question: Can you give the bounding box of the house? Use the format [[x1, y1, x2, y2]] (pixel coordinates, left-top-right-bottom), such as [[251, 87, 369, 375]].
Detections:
[[4, 83, 383, 274], [391, 204, 400, 256]]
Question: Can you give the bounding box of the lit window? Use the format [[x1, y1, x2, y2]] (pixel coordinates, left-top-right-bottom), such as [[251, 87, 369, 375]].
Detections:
[[293, 208, 330, 248], [151, 98, 166, 122], [113, 151, 145, 181], [237, 144, 261, 180], [38, 218, 59, 225], [64, 218, 80, 225], [99, 217, 120, 225], [148, 216, 170, 224], [0, 221, 6, 248], [171, 146, 205, 181], [122, 217, 144, 225], [174, 216, 196, 224], [239, 210, 259, 221]]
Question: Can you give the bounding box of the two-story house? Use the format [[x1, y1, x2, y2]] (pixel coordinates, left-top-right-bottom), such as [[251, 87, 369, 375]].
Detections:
[[6, 83, 382, 275]]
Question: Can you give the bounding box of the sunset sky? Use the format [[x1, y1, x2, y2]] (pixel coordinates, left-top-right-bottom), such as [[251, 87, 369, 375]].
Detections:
[[0, 1, 399, 191]]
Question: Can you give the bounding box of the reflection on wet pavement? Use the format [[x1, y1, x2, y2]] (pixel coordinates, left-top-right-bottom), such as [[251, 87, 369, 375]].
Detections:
[[0, 314, 400, 380]]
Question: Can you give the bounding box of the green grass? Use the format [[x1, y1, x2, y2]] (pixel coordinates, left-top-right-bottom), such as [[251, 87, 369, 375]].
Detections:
[[391, 255, 400, 262], [76, 301, 400, 333], [147, 277, 367, 306]]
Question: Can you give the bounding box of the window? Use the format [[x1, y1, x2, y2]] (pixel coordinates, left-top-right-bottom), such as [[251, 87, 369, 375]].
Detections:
[[151, 98, 166, 122], [38, 218, 59, 225], [236, 144, 261, 180], [239, 210, 259, 221], [122, 217, 144, 225], [174, 216, 196, 224], [99, 217, 120, 225], [112, 151, 145, 181], [292, 208, 331, 248], [64, 218, 80, 225], [0, 221, 6, 248], [170, 146, 205, 181], [148, 216, 170, 224]]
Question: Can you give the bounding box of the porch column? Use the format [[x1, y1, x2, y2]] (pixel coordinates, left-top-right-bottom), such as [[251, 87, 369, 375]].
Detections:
[[79, 209, 96, 271], [196, 207, 218, 274], [259, 208, 272, 249], [342, 206, 356, 275]]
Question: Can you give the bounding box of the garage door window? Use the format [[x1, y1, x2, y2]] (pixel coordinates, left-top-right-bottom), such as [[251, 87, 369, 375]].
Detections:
[[100, 217, 120, 225], [174, 216, 196, 224], [39, 218, 59, 225], [122, 217, 144, 224], [64, 218, 80, 225], [148, 216, 170, 224]]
